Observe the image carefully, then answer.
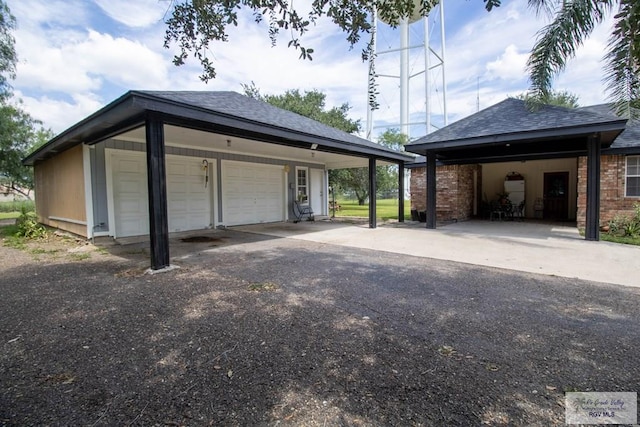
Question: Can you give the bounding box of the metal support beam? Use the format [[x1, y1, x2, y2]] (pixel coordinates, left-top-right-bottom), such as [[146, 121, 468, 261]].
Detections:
[[426, 154, 436, 229], [369, 157, 377, 229], [398, 162, 405, 223], [585, 134, 601, 241], [145, 114, 170, 269]]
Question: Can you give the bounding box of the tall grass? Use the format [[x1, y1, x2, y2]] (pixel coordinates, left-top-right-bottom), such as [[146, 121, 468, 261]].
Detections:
[[0, 200, 35, 213], [0, 200, 35, 220]]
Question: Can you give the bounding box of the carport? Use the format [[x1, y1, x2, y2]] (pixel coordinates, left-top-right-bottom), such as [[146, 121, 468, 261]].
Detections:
[[23, 91, 414, 270], [405, 99, 628, 241]]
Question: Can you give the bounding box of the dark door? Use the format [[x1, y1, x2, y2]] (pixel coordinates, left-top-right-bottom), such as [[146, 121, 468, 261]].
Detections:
[[543, 172, 569, 220]]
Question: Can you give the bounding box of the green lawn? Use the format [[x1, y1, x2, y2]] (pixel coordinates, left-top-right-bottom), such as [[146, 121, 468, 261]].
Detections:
[[0, 212, 19, 220], [332, 198, 411, 221], [600, 233, 640, 246]]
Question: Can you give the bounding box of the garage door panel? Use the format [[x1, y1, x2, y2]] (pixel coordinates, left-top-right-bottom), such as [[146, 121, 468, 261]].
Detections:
[[112, 152, 212, 237], [222, 161, 284, 226], [166, 157, 211, 232]]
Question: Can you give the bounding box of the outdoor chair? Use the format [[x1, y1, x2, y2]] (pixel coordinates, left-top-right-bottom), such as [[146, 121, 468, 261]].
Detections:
[[490, 200, 506, 221], [293, 200, 314, 223], [512, 200, 525, 221]]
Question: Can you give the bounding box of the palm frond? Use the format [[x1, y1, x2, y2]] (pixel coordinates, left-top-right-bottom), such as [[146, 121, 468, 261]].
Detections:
[[526, 0, 615, 99], [603, 0, 640, 119], [528, 0, 560, 18]]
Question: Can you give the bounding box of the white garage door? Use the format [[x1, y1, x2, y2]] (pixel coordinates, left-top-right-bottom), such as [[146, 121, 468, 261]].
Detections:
[[166, 157, 211, 232], [111, 152, 149, 238], [110, 151, 212, 237], [222, 161, 284, 226]]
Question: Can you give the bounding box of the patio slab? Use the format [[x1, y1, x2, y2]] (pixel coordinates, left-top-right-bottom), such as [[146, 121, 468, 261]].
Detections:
[[233, 219, 640, 288]]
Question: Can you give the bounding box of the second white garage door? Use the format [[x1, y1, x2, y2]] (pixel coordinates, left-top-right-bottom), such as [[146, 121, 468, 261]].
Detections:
[[166, 156, 211, 233], [222, 161, 285, 226]]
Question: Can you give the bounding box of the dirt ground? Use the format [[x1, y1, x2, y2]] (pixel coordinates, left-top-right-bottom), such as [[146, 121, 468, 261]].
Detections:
[[1, 229, 639, 426]]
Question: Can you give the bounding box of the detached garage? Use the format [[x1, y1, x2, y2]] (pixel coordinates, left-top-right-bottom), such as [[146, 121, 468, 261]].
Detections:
[[23, 91, 412, 269]]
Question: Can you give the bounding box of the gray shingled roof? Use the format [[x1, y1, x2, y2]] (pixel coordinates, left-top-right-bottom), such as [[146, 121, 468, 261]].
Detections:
[[138, 91, 397, 154], [24, 90, 413, 165], [577, 104, 640, 152], [408, 98, 626, 146], [404, 98, 638, 166]]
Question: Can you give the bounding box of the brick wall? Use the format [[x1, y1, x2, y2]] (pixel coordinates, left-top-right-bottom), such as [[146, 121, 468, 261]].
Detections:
[[410, 164, 479, 222], [577, 155, 638, 228]]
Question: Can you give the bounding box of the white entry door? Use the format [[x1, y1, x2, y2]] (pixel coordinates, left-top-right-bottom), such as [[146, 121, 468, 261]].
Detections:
[[310, 168, 325, 216], [222, 161, 284, 226]]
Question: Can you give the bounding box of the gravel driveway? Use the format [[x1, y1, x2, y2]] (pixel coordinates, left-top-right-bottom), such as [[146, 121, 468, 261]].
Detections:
[[1, 230, 639, 426]]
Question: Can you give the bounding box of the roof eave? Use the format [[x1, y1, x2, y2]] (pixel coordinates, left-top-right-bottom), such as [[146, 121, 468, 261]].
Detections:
[[23, 91, 141, 166], [405, 120, 628, 155], [132, 92, 414, 162]]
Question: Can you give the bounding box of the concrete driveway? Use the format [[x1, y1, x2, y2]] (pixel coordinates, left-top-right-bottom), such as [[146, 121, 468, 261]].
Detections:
[[233, 219, 640, 288]]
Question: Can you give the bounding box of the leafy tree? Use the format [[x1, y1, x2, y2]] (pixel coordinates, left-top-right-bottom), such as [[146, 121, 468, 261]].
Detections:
[[374, 128, 408, 197], [165, 1, 638, 117], [0, 0, 16, 99], [0, 103, 53, 199], [513, 89, 580, 109], [328, 129, 408, 205], [243, 83, 361, 133]]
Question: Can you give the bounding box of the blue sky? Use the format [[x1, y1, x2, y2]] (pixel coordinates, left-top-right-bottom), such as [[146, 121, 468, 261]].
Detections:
[[7, 0, 615, 140]]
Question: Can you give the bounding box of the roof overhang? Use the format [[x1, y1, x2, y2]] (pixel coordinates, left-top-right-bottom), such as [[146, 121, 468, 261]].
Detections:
[[24, 91, 414, 166], [406, 121, 627, 165]]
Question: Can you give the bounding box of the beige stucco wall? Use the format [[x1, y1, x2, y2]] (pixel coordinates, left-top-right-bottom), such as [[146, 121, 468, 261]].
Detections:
[[481, 158, 578, 219], [34, 145, 87, 237]]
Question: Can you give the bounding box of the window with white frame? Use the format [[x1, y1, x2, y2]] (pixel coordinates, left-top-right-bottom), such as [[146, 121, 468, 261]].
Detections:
[[626, 156, 640, 197], [296, 167, 308, 204]]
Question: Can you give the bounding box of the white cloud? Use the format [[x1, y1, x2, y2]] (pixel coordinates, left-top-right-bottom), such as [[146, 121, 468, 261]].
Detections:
[[485, 44, 528, 82], [14, 26, 170, 93], [93, 0, 170, 28], [7, 0, 88, 29]]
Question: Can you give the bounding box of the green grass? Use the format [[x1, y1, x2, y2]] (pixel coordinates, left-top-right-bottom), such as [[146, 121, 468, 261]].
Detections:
[[600, 233, 640, 246], [0, 211, 19, 220], [0, 200, 35, 213], [0, 224, 19, 238], [333, 198, 411, 221]]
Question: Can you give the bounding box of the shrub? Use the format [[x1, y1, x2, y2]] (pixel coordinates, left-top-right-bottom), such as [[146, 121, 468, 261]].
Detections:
[[15, 207, 47, 239], [607, 202, 640, 238]]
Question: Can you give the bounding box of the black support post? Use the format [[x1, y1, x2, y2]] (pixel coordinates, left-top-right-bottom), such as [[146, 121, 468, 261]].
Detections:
[[426, 153, 436, 229], [145, 114, 170, 269], [398, 162, 405, 223], [585, 134, 601, 241], [369, 157, 377, 229]]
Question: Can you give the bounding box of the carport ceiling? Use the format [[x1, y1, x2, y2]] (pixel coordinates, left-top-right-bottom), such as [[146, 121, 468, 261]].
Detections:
[[116, 125, 391, 170]]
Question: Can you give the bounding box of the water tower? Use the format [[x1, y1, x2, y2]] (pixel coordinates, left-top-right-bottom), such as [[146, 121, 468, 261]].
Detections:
[[366, 0, 448, 141]]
